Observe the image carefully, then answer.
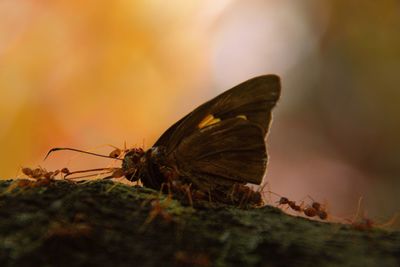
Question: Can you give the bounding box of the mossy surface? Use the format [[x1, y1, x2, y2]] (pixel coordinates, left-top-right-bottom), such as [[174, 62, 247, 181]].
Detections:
[[0, 179, 399, 267]]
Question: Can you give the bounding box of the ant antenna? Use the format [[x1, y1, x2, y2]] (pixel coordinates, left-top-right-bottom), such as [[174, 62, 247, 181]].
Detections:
[[266, 190, 283, 198], [44, 147, 124, 161]]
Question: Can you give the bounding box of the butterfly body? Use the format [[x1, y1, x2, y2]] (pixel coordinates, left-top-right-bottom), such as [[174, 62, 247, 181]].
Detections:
[[121, 75, 281, 206]]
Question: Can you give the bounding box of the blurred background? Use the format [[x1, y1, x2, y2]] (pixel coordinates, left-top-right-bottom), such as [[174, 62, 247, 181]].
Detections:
[[1, 0, 399, 226]]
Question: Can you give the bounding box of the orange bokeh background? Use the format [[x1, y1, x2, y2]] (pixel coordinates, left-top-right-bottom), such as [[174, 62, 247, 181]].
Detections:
[[1, 1, 399, 226]]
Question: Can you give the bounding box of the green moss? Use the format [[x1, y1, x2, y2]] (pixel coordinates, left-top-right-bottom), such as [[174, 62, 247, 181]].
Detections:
[[0, 179, 399, 267]]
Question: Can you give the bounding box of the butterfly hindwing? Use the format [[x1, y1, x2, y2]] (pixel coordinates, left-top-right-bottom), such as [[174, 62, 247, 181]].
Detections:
[[173, 118, 267, 185]]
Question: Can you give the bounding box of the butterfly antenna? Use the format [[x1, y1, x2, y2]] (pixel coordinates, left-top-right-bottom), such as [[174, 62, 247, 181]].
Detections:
[[64, 167, 120, 178], [44, 147, 123, 161], [66, 171, 115, 180]]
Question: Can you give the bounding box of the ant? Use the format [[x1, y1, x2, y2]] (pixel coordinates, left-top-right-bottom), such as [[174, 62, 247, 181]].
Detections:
[[347, 197, 398, 231], [228, 183, 264, 207], [279, 197, 303, 212], [306, 195, 328, 220], [302, 206, 328, 220], [16, 166, 70, 188], [268, 191, 328, 220], [108, 142, 131, 159], [21, 166, 70, 180], [139, 196, 176, 232], [144, 198, 173, 225], [275, 195, 303, 213]]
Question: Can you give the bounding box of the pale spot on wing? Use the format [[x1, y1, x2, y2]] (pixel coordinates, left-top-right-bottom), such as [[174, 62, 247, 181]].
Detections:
[[198, 114, 221, 129], [236, 115, 247, 120]]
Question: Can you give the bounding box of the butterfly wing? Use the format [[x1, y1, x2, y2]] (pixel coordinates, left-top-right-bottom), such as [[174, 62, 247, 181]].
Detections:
[[153, 74, 281, 185], [155, 75, 280, 147], [153, 113, 191, 147], [173, 117, 267, 186]]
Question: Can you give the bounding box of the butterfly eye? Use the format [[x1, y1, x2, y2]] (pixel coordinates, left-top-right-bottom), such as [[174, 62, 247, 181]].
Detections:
[[133, 149, 145, 162], [124, 148, 144, 164], [131, 153, 141, 163]]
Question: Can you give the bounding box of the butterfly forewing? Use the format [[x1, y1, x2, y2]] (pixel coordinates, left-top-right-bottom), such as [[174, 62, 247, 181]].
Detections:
[[154, 75, 280, 150]]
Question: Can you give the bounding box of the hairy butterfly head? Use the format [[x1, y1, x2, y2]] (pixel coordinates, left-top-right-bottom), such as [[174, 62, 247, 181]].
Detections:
[[122, 148, 145, 181]]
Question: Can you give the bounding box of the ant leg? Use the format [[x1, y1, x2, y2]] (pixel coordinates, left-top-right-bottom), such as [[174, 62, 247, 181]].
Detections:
[[228, 184, 238, 202], [185, 184, 193, 207], [258, 181, 271, 204], [208, 189, 212, 203]]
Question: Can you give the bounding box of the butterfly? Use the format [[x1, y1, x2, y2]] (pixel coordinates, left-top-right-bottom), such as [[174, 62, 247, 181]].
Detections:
[[46, 75, 281, 206]]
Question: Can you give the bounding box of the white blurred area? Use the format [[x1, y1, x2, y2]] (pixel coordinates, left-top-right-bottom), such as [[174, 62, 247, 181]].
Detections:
[[0, 1, 398, 225], [210, 1, 324, 90]]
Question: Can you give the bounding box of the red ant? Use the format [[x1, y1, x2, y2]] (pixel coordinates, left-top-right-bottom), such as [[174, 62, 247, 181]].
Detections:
[[268, 191, 328, 220], [302, 206, 328, 220], [306, 195, 328, 220], [138, 196, 176, 232], [347, 197, 398, 231], [16, 166, 70, 188], [143, 198, 173, 225], [109, 148, 122, 158], [108, 142, 130, 159], [228, 183, 264, 207], [349, 215, 397, 231], [275, 195, 303, 213], [303, 206, 318, 217], [21, 166, 70, 180]]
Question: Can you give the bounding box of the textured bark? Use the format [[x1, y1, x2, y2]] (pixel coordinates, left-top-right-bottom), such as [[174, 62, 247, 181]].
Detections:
[[0, 179, 399, 267]]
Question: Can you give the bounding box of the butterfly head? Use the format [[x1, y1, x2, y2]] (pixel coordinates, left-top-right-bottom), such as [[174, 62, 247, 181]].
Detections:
[[121, 148, 145, 182]]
